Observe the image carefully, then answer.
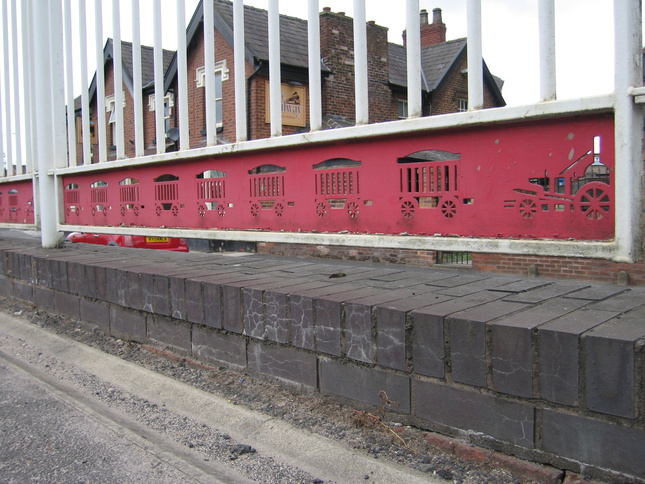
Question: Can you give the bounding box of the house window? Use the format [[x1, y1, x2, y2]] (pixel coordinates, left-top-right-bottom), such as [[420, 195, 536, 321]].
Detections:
[[196, 60, 228, 128], [397, 99, 408, 119], [149, 92, 175, 133], [457, 98, 468, 112], [105, 93, 126, 148]]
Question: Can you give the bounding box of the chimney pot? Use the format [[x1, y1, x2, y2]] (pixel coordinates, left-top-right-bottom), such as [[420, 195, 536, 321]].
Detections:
[[338, 11, 345, 16], [420, 9, 429, 25], [432, 8, 443, 24], [322, 6, 331, 12]]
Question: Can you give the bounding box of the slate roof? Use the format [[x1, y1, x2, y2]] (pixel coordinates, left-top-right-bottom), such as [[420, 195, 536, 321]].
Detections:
[[76, 39, 176, 112], [212, 0, 311, 69]]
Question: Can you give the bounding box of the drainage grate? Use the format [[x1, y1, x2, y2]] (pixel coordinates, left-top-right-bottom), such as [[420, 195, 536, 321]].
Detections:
[[437, 251, 472, 266]]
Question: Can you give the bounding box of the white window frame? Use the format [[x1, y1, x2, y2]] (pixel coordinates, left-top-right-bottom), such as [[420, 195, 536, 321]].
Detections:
[[105, 93, 126, 124], [148, 92, 175, 112], [196, 61, 227, 128], [397, 99, 408, 119], [458, 98, 468, 112], [195, 60, 229, 87]]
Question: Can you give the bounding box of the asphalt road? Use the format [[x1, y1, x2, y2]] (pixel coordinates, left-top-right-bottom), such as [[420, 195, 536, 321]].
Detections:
[[0, 351, 248, 483]]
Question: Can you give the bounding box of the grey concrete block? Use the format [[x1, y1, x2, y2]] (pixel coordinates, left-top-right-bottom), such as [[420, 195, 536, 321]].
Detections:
[[585, 287, 645, 312], [202, 282, 222, 329], [80, 298, 110, 333], [291, 295, 315, 351], [94, 266, 108, 301], [54, 291, 80, 319], [153, 274, 170, 316], [265, 291, 289, 344], [140, 272, 154, 313], [375, 307, 406, 371], [185, 279, 203, 325], [539, 309, 618, 405], [110, 306, 147, 342], [311, 297, 338, 354], [490, 298, 588, 398], [192, 326, 246, 369], [12, 280, 33, 302], [414, 379, 534, 449], [147, 315, 191, 356], [503, 283, 590, 303], [542, 409, 645, 479], [450, 300, 528, 387], [247, 341, 317, 387], [33, 286, 55, 310], [222, 285, 242, 333], [126, 271, 142, 310], [169, 276, 186, 320], [410, 310, 445, 378], [242, 288, 265, 339], [583, 307, 645, 418], [319, 358, 410, 413], [344, 302, 373, 363]]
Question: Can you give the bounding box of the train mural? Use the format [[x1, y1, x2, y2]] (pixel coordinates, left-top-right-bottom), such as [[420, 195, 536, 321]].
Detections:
[[4, 114, 614, 241]]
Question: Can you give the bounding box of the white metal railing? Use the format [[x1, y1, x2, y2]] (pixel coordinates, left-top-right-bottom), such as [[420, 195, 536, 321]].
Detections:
[[0, 0, 642, 262]]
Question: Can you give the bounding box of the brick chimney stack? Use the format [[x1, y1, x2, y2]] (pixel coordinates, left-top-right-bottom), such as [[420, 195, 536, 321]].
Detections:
[[403, 8, 447, 46], [421, 8, 446, 46]]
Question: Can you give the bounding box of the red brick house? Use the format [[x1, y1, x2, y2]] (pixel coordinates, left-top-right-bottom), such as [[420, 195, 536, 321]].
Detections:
[[76, 1, 505, 156], [74, 40, 175, 163]]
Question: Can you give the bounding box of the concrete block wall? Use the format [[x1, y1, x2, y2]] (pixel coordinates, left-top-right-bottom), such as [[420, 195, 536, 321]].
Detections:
[[1, 242, 644, 483]]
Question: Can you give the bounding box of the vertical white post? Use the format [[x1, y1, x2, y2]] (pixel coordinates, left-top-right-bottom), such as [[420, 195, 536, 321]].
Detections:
[[63, 0, 76, 167], [2, 0, 13, 173], [406, 0, 421, 118], [614, 0, 643, 262], [233, 0, 247, 141], [79, 0, 92, 164], [112, 0, 125, 159], [204, 0, 217, 146], [308, 0, 322, 131], [0, 57, 4, 177], [0, 1, 6, 177], [268, 0, 282, 137], [50, 0, 67, 171], [95, 0, 107, 162], [10, 0, 22, 172], [466, 0, 483, 110], [132, 0, 144, 157], [353, 0, 368, 125], [538, 0, 556, 101], [177, 0, 190, 149], [153, 0, 165, 154], [33, 2, 63, 247], [24, 0, 36, 175]]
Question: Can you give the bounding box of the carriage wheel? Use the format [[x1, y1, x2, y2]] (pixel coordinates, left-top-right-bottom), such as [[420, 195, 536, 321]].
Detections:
[[217, 203, 226, 217], [155, 204, 162, 216], [316, 201, 328, 218], [347, 201, 360, 218], [250, 202, 260, 217], [171, 204, 179, 217], [400, 199, 416, 219], [197, 204, 207, 217], [275, 202, 285, 217], [441, 198, 458, 219]]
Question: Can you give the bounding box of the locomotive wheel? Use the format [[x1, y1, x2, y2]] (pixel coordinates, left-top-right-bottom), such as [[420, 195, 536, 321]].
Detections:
[[576, 182, 611, 220], [518, 199, 537, 219]]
